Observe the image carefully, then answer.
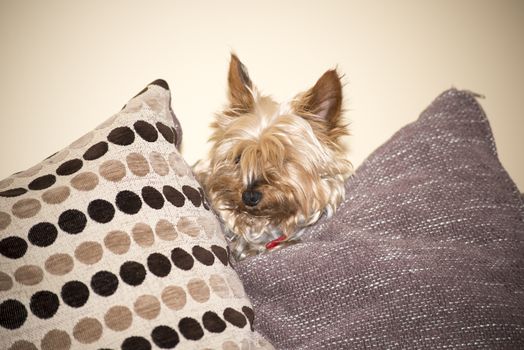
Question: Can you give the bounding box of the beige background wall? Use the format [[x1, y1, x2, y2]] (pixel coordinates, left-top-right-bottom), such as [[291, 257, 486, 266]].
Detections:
[[1, 0, 523, 190]]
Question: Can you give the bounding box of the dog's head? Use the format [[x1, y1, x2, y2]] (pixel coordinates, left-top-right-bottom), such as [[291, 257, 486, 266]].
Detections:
[[197, 54, 352, 242]]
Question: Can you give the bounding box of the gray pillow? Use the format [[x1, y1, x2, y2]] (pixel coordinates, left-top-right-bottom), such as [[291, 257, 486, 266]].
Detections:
[[234, 89, 524, 349]]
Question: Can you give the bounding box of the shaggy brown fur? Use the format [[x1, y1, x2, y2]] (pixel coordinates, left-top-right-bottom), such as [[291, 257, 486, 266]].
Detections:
[[195, 54, 352, 257]]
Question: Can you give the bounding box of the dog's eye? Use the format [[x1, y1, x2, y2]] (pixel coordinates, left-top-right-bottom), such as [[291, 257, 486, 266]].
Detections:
[[234, 156, 241, 164]]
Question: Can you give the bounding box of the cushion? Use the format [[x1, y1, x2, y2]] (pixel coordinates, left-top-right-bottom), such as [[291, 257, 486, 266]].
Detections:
[[0, 80, 272, 350], [234, 89, 524, 349]]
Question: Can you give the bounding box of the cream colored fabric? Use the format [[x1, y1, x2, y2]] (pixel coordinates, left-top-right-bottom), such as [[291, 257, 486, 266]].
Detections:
[[0, 81, 272, 350]]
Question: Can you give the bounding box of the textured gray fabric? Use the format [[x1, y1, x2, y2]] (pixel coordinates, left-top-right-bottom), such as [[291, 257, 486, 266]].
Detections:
[[234, 89, 524, 349]]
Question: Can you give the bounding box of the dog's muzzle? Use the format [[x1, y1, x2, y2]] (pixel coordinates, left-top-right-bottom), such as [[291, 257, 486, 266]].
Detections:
[[242, 190, 262, 206]]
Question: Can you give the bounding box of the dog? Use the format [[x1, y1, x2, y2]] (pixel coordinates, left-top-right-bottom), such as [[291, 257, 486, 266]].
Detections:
[[194, 54, 352, 259]]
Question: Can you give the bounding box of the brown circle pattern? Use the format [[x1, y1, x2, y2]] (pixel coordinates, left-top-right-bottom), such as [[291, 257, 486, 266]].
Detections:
[[45, 253, 74, 276], [12, 198, 41, 219], [8, 340, 38, 350], [42, 186, 70, 204], [70, 172, 98, 191], [227, 274, 246, 298], [73, 317, 103, 344], [14, 265, 44, 286], [209, 274, 230, 299], [75, 241, 103, 265], [104, 305, 132, 331], [155, 219, 178, 241], [134, 295, 161, 320], [41, 329, 71, 350], [0, 271, 13, 291], [177, 216, 201, 237], [168, 152, 190, 177], [104, 230, 131, 255], [96, 114, 117, 130], [70, 132, 94, 149], [0, 211, 11, 230], [126, 152, 150, 176], [222, 341, 240, 350], [45, 149, 69, 165], [131, 223, 154, 247], [187, 278, 210, 303], [149, 152, 169, 176], [161, 285, 186, 311], [99, 160, 126, 182], [0, 177, 14, 189], [197, 216, 220, 238], [16, 164, 42, 178]]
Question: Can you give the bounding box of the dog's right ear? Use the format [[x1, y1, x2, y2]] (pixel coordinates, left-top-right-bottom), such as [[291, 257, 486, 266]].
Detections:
[[228, 54, 254, 113]]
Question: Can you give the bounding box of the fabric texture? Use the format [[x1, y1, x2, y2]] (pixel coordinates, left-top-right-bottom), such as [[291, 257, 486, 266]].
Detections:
[[235, 89, 524, 349], [0, 80, 272, 350]]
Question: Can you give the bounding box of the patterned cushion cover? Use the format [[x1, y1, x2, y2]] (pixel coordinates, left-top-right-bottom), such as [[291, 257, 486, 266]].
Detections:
[[234, 89, 524, 349], [0, 80, 273, 350]]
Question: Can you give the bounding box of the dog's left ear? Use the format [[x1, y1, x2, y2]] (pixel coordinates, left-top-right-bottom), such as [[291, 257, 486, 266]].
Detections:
[[228, 54, 254, 113], [294, 70, 342, 126]]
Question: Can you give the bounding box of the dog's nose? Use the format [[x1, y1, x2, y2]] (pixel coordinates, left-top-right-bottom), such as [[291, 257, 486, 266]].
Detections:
[[242, 190, 262, 206]]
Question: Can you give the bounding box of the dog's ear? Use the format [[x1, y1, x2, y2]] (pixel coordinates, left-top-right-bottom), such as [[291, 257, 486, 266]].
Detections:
[[294, 70, 342, 126], [228, 54, 254, 112]]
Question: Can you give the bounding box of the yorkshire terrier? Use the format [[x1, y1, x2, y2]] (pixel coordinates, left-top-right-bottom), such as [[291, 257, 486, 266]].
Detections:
[[195, 54, 352, 260]]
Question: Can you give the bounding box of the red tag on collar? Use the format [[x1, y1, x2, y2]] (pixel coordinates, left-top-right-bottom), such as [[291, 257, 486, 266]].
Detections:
[[265, 234, 287, 250]]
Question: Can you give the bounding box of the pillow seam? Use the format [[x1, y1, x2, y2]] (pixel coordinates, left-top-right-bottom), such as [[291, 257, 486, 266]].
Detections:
[[461, 90, 524, 223]]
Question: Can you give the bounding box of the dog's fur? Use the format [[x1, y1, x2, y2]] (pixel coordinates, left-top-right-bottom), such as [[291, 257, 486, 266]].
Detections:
[[195, 54, 352, 258]]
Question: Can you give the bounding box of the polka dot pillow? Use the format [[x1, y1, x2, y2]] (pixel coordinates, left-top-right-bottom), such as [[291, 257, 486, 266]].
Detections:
[[0, 80, 273, 350]]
